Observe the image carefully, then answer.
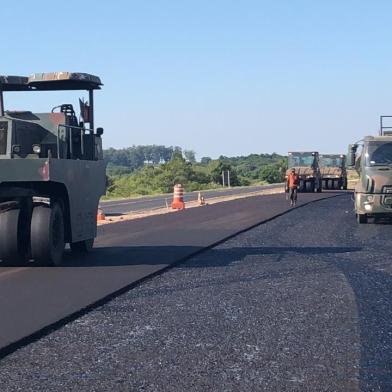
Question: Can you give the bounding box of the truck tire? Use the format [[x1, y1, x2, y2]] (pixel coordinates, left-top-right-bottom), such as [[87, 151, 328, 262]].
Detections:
[[31, 203, 65, 266], [0, 208, 28, 265], [357, 213, 368, 224], [71, 238, 94, 254]]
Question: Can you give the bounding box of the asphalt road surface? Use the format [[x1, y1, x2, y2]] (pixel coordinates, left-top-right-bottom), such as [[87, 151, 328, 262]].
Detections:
[[2, 193, 391, 391], [0, 192, 336, 357], [100, 184, 283, 215]]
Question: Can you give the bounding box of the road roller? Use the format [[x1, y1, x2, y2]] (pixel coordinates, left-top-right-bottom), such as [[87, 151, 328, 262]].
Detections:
[[0, 72, 106, 265]]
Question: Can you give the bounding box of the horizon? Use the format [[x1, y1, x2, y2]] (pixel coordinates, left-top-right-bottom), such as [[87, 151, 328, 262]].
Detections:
[[104, 144, 286, 161]]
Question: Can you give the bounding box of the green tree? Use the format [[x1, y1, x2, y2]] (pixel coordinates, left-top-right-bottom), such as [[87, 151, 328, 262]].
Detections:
[[184, 149, 196, 163], [259, 163, 285, 183], [210, 160, 240, 186]]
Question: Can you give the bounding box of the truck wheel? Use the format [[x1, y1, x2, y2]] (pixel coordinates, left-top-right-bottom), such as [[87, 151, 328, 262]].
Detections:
[[71, 238, 94, 254], [305, 181, 312, 192], [0, 208, 28, 265], [357, 213, 368, 224], [31, 203, 65, 266]]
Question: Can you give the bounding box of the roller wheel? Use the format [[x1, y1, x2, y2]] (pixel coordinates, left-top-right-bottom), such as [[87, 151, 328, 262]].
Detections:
[[71, 238, 94, 254], [0, 208, 29, 265], [357, 213, 368, 224], [305, 181, 312, 192], [31, 203, 65, 266]]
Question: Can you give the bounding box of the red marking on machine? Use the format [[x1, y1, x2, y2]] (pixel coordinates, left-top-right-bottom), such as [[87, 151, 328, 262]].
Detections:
[[39, 161, 50, 181]]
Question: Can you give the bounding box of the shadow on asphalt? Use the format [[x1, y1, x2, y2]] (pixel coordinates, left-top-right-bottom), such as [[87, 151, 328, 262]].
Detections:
[[62, 246, 204, 267], [0, 245, 360, 269], [59, 245, 361, 267], [334, 260, 392, 390]]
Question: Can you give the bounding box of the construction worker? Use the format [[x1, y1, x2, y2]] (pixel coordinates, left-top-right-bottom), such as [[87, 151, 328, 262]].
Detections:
[[287, 168, 299, 206]]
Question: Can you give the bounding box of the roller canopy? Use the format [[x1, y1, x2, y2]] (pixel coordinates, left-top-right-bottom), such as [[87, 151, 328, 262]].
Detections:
[[0, 72, 102, 91], [0, 76, 29, 91]]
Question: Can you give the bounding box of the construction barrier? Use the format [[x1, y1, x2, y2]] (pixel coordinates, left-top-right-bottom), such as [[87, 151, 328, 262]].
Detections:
[[97, 208, 106, 221], [171, 184, 185, 210], [198, 191, 206, 206]]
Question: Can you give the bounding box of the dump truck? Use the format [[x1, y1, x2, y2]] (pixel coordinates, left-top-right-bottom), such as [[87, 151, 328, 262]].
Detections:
[[319, 154, 347, 190], [348, 116, 392, 224], [0, 72, 106, 265], [286, 151, 322, 192]]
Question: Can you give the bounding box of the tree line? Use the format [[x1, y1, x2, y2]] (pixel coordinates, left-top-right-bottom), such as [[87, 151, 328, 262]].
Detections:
[[104, 145, 196, 174], [104, 146, 287, 198]]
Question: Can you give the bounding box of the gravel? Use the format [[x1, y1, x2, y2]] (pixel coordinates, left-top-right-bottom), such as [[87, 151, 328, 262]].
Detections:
[[1, 194, 392, 391]]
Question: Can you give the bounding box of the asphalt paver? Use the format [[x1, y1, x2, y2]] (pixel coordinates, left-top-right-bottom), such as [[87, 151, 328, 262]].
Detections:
[[1, 194, 391, 391]]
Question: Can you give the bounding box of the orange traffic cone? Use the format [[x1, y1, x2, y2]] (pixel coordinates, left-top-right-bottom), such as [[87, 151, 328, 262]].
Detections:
[[97, 208, 106, 221], [172, 184, 185, 210]]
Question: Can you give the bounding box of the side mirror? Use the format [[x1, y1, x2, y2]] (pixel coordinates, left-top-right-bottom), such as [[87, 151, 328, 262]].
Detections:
[[96, 127, 104, 136], [347, 144, 357, 167]]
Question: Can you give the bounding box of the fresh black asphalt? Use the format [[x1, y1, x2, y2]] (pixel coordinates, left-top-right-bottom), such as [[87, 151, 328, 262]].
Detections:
[[1, 194, 391, 391], [0, 192, 335, 354]]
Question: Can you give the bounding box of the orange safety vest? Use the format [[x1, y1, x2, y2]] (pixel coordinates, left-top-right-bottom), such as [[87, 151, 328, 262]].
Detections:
[[288, 173, 299, 189]]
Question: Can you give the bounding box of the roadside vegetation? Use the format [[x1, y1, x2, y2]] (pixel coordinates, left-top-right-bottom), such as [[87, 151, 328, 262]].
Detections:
[[104, 145, 287, 198]]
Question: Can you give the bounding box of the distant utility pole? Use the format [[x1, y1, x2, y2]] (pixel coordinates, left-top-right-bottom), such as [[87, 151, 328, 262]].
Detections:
[[221, 170, 231, 187]]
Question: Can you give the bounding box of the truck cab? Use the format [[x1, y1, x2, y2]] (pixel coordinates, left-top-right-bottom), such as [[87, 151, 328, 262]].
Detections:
[[348, 116, 392, 223]]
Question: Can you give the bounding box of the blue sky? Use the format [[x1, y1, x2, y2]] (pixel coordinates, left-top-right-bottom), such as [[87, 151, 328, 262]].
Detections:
[[2, 0, 392, 158]]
